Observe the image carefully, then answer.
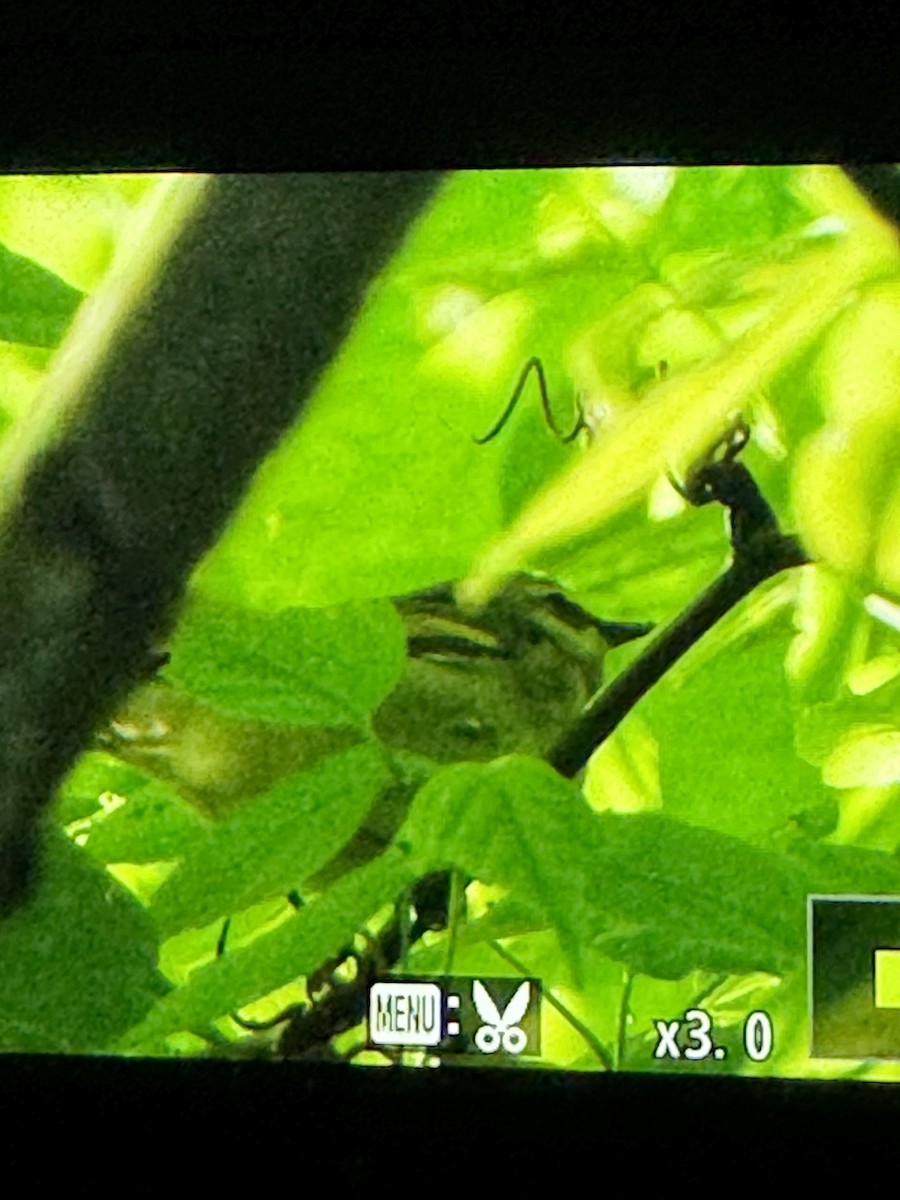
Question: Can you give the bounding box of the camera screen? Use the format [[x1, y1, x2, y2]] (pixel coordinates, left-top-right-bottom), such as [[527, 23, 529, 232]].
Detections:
[[3, 166, 900, 1082]]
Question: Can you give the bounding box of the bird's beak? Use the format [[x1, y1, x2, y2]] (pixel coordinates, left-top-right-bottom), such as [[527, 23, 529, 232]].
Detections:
[[595, 619, 655, 648]]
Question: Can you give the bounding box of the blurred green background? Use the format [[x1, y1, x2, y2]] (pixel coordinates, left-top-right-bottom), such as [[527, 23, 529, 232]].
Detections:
[[3, 167, 900, 1081]]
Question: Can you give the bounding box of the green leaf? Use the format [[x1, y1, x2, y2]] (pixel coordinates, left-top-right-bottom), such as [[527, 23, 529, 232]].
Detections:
[[646, 167, 811, 265], [82, 779, 208, 865], [579, 813, 809, 980], [163, 594, 407, 725], [642, 609, 829, 839], [193, 172, 643, 609], [402, 756, 595, 979], [149, 742, 395, 935], [402, 756, 811, 982], [540, 497, 725, 625], [0, 174, 158, 292], [796, 676, 900, 787], [0, 242, 83, 347], [117, 848, 414, 1052], [56, 752, 153, 825], [405, 894, 550, 973], [782, 834, 900, 895], [0, 830, 167, 1052]]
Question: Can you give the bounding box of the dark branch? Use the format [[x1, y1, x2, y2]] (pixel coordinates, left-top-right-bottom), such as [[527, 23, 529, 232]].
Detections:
[[547, 537, 808, 776], [548, 432, 811, 777]]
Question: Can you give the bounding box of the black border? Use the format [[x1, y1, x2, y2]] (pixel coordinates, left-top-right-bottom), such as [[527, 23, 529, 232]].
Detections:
[[0, 45, 898, 172], [5, 1051, 900, 1178], [1, 38, 900, 1180]]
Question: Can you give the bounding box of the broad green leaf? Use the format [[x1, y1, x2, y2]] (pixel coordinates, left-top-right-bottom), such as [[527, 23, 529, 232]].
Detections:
[[579, 814, 809, 980], [776, 830, 900, 895], [538, 497, 725, 628], [0, 830, 167, 1052], [149, 742, 394, 935], [117, 848, 414, 1052], [584, 712, 662, 815], [408, 763, 900, 988], [403, 755, 819, 981], [164, 594, 407, 724], [194, 290, 522, 608], [401, 756, 596, 979], [642, 608, 828, 839], [405, 893, 550, 975]]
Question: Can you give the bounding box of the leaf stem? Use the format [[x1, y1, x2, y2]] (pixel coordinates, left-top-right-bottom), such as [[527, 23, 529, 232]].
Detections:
[[616, 969, 634, 1071], [443, 869, 465, 978]]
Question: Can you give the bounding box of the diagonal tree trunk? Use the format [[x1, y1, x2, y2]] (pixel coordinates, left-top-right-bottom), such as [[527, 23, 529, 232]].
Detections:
[[0, 171, 441, 910]]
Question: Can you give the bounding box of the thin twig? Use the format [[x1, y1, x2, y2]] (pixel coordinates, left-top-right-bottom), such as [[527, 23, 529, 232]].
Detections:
[[443, 869, 465, 978]]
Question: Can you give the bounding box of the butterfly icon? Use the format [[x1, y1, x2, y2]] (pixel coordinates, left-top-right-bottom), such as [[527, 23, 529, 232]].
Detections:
[[472, 980, 531, 1055]]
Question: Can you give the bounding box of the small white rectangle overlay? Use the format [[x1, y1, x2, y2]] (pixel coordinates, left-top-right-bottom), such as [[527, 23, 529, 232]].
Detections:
[[369, 981, 443, 1047]]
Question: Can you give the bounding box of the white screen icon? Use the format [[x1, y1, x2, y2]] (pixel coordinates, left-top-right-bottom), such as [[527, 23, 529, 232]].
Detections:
[[472, 980, 530, 1055], [368, 982, 443, 1047]]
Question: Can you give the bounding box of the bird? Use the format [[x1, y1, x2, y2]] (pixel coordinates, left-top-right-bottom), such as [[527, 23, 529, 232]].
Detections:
[[372, 573, 653, 765], [90, 575, 653, 884]]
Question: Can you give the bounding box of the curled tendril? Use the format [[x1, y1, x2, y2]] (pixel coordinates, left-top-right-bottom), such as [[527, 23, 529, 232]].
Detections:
[[474, 357, 587, 445]]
